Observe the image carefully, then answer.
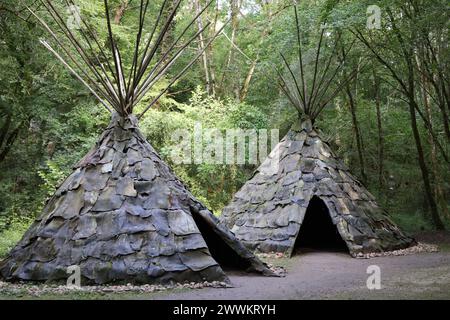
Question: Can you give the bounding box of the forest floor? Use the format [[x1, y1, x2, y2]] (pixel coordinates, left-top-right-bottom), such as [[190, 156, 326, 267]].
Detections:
[[0, 232, 449, 300], [158, 250, 450, 300]]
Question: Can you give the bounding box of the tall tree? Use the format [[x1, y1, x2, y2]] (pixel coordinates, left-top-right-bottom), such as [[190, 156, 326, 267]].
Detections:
[[353, 0, 447, 229]]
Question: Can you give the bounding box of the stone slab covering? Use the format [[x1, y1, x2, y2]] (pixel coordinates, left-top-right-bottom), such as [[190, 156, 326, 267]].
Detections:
[[221, 119, 416, 257], [0, 113, 273, 284]]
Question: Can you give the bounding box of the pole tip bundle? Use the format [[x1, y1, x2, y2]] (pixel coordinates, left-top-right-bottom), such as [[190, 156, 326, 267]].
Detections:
[[29, 0, 227, 119], [277, 5, 358, 122]]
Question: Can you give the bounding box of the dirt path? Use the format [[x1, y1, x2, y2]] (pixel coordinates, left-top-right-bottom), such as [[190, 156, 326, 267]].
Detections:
[[156, 251, 450, 300]]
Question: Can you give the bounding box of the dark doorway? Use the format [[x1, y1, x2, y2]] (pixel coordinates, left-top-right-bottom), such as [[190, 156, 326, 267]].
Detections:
[[190, 210, 252, 271], [293, 196, 348, 254]]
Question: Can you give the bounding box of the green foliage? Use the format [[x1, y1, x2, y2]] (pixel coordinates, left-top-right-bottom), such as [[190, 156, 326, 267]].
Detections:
[[0, 0, 448, 249], [37, 160, 67, 197], [139, 87, 267, 212], [0, 217, 32, 258]]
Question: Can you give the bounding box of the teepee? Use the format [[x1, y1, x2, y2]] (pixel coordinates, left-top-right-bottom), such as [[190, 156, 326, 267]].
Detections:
[[221, 7, 415, 257], [0, 0, 273, 284]]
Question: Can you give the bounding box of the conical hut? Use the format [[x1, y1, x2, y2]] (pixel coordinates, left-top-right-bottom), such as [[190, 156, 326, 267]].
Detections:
[[221, 7, 415, 257], [0, 0, 273, 284]]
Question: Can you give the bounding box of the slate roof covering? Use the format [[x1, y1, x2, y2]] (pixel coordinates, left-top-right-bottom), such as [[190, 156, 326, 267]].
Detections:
[[0, 114, 273, 284], [221, 119, 415, 256]]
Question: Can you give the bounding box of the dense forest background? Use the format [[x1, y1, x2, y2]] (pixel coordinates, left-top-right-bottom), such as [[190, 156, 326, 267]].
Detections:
[[0, 0, 448, 255]]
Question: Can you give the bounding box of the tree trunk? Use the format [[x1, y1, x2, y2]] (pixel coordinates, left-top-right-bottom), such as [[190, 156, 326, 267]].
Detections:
[[159, 0, 176, 62], [226, 0, 239, 72], [207, 0, 220, 96], [442, 81, 450, 120], [438, 96, 450, 143], [114, 1, 129, 24], [339, 47, 366, 183], [0, 122, 21, 164], [344, 83, 367, 184], [436, 78, 450, 143], [409, 98, 445, 230], [195, 0, 211, 95], [238, 1, 274, 102], [373, 71, 384, 188], [218, 0, 240, 98], [0, 113, 12, 149], [239, 59, 257, 102], [422, 75, 450, 219]]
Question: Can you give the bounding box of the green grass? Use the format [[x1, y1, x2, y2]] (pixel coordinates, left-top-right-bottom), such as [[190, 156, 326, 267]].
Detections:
[[0, 222, 30, 259]]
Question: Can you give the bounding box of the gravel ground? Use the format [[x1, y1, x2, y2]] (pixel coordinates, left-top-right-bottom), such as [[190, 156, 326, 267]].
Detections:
[[1, 233, 449, 300], [1, 251, 448, 299], [156, 249, 450, 300]]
